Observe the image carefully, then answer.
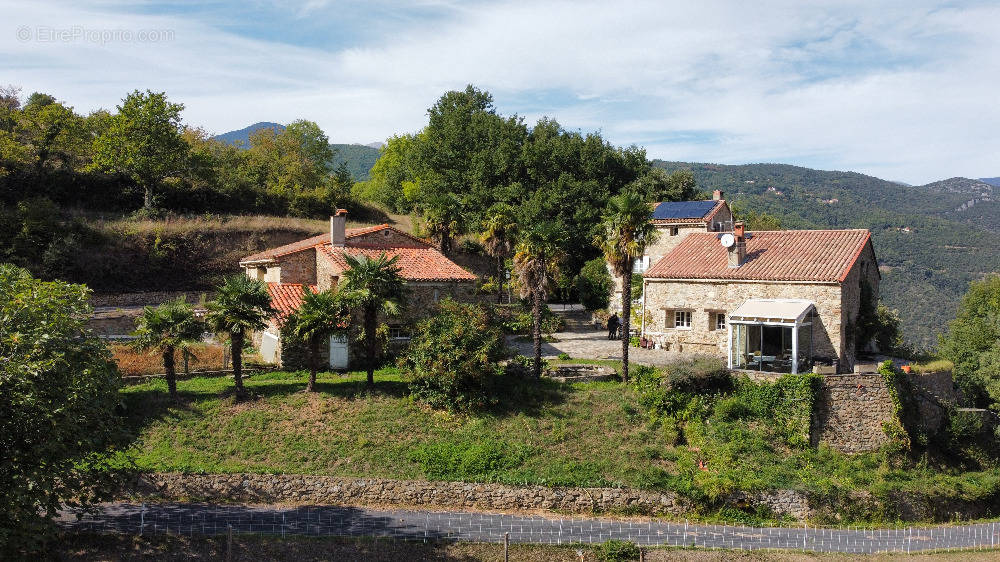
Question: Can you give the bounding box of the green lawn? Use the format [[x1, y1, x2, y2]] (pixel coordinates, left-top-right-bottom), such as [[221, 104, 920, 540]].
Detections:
[[117, 369, 1000, 523], [120, 369, 664, 488]]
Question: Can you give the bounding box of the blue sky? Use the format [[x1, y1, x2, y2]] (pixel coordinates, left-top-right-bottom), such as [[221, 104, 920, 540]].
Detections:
[[2, 0, 998, 184]]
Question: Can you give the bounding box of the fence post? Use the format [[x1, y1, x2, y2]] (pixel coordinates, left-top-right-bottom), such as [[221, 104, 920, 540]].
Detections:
[[504, 532, 509, 562], [139, 503, 146, 536]]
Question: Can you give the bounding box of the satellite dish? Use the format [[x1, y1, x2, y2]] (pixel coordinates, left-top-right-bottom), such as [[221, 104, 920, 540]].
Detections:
[[720, 233, 736, 248]]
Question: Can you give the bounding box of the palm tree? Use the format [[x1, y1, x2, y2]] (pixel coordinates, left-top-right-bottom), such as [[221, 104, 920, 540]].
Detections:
[[205, 275, 275, 400], [132, 298, 204, 401], [513, 222, 564, 378], [594, 191, 659, 383], [423, 193, 465, 254], [480, 203, 518, 304], [341, 253, 406, 387], [283, 289, 352, 392]]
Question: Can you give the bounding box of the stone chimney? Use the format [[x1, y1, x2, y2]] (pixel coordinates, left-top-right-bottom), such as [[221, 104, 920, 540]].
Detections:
[[713, 189, 723, 201], [330, 209, 348, 247], [727, 221, 747, 268]]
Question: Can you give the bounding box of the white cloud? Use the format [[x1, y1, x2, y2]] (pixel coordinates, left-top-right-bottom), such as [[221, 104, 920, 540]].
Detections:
[[1, 0, 998, 183]]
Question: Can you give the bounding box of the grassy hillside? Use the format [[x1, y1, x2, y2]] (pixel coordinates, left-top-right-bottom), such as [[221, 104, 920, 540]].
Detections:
[[653, 161, 1000, 349], [117, 369, 1000, 523], [62, 213, 412, 294]]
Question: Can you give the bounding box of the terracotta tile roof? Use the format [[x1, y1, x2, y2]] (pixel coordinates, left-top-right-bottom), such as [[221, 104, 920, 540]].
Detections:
[[318, 245, 476, 282], [644, 229, 873, 283], [650, 199, 727, 225], [242, 223, 475, 282], [267, 283, 317, 322], [241, 225, 430, 264]]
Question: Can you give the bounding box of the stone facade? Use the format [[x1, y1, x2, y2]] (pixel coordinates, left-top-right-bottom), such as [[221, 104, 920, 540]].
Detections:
[[642, 279, 840, 362], [277, 249, 317, 285], [640, 242, 879, 373], [811, 374, 897, 453], [609, 202, 733, 314]]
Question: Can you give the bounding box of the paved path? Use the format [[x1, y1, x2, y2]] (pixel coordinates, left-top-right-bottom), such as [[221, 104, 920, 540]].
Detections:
[[58, 503, 1000, 554], [508, 330, 684, 367]]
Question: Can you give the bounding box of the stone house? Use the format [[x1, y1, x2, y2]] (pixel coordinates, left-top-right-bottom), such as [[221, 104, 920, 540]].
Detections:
[[239, 210, 478, 369], [610, 191, 733, 311], [640, 224, 879, 374]]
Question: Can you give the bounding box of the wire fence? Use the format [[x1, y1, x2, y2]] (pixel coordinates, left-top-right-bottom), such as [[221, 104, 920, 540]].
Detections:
[[57, 503, 1000, 555]]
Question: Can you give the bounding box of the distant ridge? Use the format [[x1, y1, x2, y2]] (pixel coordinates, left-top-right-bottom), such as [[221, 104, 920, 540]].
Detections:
[[980, 177, 1000, 187], [213, 121, 285, 146], [213, 122, 380, 180]]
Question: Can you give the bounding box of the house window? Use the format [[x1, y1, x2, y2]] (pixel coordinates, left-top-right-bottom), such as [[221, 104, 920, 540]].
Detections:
[[389, 326, 410, 340], [433, 288, 440, 302], [632, 255, 650, 273], [669, 227, 679, 236], [674, 310, 692, 329], [716, 313, 726, 330]]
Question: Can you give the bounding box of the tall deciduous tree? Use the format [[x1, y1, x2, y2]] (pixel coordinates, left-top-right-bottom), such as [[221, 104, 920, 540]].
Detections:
[[595, 191, 659, 383], [513, 222, 564, 378], [0, 265, 125, 556], [480, 202, 518, 303], [91, 90, 188, 209], [283, 288, 352, 392], [940, 274, 1000, 410], [205, 275, 275, 400], [131, 297, 204, 400], [341, 253, 406, 387]]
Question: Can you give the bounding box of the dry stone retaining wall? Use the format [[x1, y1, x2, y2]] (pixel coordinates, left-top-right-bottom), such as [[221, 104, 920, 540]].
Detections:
[[811, 374, 896, 452], [131, 473, 810, 520], [128, 474, 993, 523]]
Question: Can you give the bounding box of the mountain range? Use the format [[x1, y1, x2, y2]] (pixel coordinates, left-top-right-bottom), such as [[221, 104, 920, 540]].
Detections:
[[213, 122, 381, 181]]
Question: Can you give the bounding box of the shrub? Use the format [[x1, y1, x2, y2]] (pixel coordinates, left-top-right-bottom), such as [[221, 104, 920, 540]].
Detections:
[[665, 356, 732, 394], [401, 299, 506, 410], [408, 439, 531, 480], [575, 257, 612, 311], [596, 539, 640, 562], [715, 396, 753, 422], [557, 352, 570, 360], [493, 302, 564, 335]]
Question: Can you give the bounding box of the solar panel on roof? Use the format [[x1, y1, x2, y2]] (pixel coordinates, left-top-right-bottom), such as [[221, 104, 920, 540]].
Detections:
[[650, 200, 718, 220]]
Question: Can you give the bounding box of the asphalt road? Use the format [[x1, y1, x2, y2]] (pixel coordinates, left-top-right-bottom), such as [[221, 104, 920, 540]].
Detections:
[[58, 503, 1000, 554]]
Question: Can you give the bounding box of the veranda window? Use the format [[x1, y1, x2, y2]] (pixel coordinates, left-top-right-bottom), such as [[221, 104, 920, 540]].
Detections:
[[727, 299, 815, 374]]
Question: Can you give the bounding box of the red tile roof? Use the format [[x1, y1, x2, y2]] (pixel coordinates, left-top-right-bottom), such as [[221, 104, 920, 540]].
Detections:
[[644, 229, 873, 283], [318, 245, 476, 282], [242, 224, 476, 282], [241, 224, 430, 264], [267, 283, 317, 322]]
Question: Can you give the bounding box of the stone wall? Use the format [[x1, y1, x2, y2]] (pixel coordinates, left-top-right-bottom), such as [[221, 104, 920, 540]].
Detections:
[[811, 374, 897, 452], [907, 370, 958, 435], [130, 473, 811, 520], [642, 279, 840, 366], [278, 249, 317, 285], [91, 291, 213, 308], [352, 228, 425, 248], [837, 242, 880, 371], [126, 473, 993, 523]]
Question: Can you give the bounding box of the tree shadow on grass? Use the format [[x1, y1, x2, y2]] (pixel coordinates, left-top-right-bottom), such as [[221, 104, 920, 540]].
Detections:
[[245, 372, 411, 401], [481, 375, 572, 418]]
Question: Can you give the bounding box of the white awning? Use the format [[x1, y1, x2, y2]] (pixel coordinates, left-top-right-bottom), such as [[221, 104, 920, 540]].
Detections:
[[728, 299, 815, 325]]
